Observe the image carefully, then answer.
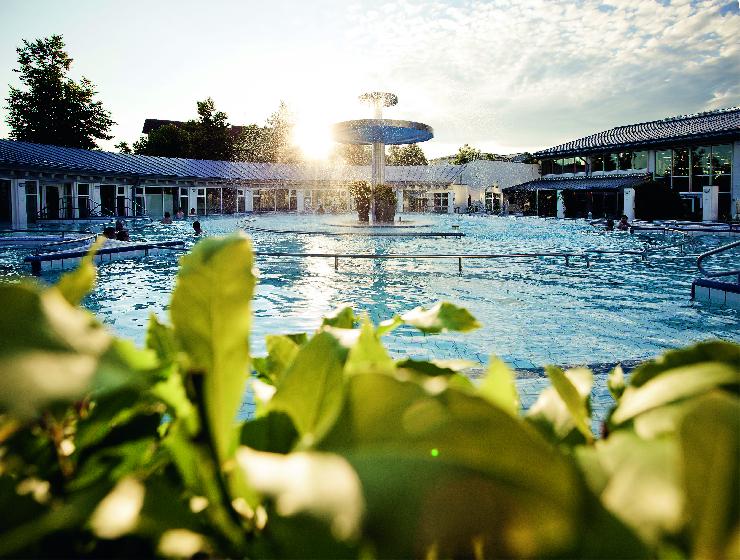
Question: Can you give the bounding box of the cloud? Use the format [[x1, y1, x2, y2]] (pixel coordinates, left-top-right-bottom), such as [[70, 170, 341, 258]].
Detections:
[[337, 0, 740, 154]]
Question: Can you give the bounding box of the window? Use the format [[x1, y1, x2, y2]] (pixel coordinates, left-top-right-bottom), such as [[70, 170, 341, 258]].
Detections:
[[552, 159, 563, 175], [604, 153, 618, 172], [25, 181, 39, 223], [591, 154, 604, 173], [672, 148, 690, 177], [631, 151, 647, 170], [691, 146, 711, 189], [541, 159, 553, 175], [711, 144, 732, 193], [206, 188, 221, 214], [617, 152, 632, 171], [237, 188, 246, 213], [574, 157, 586, 174], [77, 183, 91, 218], [563, 157, 575, 174], [179, 188, 189, 214], [433, 192, 448, 212], [655, 150, 671, 180]]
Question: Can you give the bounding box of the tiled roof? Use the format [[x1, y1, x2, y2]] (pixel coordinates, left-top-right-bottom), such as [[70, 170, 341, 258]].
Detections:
[[535, 107, 740, 158], [0, 139, 464, 185], [504, 173, 650, 191]]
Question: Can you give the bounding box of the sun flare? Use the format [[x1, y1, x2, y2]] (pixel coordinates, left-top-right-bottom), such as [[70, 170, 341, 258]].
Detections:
[[293, 120, 335, 161]]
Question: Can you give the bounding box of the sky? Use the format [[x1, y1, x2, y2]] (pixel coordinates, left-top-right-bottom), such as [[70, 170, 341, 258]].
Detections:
[[0, 0, 738, 159]]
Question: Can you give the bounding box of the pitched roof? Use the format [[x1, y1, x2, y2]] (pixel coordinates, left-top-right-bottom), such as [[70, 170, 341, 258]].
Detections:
[[534, 107, 740, 158], [0, 139, 464, 185], [504, 173, 650, 191]]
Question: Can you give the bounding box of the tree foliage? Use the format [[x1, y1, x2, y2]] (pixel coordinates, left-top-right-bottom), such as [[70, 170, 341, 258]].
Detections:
[[386, 143, 428, 166], [332, 144, 372, 166], [0, 237, 738, 558], [132, 98, 234, 161], [4, 35, 115, 149]]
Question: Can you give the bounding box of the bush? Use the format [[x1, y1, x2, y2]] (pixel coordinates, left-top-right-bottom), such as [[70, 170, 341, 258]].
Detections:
[[0, 236, 737, 558]]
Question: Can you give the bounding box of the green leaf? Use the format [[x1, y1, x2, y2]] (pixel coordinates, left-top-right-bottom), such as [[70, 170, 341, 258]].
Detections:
[[344, 319, 395, 376], [269, 331, 345, 447], [586, 431, 683, 544], [629, 341, 740, 388], [478, 357, 519, 416], [611, 362, 739, 426], [0, 283, 111, 418], [236, 446, 364, 541], [170, 234, 255, 462], [527, 367, 593, 445], [319, 372, 642, 558], [263, 335, 300, 384], [240, 410, 299, 454], [396, 358, 476, 377], [146, 313, 177, 364], [679, 392, 739, 560], [321, 306, 356, 329], [400, 302, 481, 334], [608, 364, 625, 401], [546, 366, 593, 442], [55, 236, 105, 305]]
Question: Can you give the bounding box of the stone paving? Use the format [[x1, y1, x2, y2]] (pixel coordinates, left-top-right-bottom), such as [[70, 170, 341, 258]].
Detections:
[[236, 359, 642, 437]]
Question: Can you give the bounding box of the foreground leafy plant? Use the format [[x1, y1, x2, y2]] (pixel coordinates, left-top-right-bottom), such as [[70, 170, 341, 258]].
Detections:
[[0, 234, 737, 558]]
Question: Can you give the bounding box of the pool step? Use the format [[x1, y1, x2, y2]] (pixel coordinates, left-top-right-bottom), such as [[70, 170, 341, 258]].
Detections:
[[25, 240, 186, 275], [691, 278, 740, 309]]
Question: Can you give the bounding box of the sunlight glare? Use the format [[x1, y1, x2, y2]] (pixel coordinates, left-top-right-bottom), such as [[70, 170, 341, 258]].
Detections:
[[293, 119, 334, 161]]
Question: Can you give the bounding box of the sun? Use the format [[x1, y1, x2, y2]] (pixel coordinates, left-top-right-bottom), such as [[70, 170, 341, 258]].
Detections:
[[292, 119, 335, 161]]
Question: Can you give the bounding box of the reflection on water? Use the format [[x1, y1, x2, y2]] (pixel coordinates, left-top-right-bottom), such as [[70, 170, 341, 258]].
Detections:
[[3, 214, 739, 367]]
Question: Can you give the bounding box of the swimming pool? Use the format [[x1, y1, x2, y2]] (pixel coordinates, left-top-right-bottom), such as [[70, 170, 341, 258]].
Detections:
[[3, 214, 739, 369]]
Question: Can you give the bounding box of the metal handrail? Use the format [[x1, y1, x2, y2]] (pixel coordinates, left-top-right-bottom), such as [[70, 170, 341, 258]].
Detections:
[[34, 233, 99, 255], [697, 239, 740, 283], [251, 250, 646, 272]]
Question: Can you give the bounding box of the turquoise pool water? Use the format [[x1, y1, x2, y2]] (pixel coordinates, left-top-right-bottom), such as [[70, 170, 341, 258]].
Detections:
[[3, 214, 739, 369]]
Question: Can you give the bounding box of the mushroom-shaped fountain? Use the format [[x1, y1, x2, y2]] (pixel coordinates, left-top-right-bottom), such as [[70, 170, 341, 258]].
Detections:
[[333, 92, 434, 223]]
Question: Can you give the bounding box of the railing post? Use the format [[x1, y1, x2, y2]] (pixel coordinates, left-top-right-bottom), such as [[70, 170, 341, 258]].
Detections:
[[334, 256, 338, 270], [458, 257, 462, 273]]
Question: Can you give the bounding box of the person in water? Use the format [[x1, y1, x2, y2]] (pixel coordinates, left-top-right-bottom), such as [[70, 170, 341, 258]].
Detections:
[[605, 218, 615, 231], [190, 208, 197, 217], [175, 208, 185, 219], [161, 211, 173, 224], [193, 220, 202, 235], [317, 205, 325, 215], [114, 219, 130, 241], [616, 214, 630, 231], [103, 226, 116, 239]]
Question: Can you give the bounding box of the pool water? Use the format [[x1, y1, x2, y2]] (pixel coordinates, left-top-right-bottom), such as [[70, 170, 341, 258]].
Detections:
[[3, 214, 739, 369]]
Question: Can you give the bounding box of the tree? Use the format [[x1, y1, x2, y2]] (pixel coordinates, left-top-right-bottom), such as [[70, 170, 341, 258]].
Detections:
[[386, 144, 428, 166], [452, 144, 484, 165], [189, 97, 233, 160], [114, 141, 132, 154], [4, 35, 114, 149], [332, 143, 371, 166], [234, 124, 272, 163], [133, 123, 193, 158], [262, 101, 301, 163]]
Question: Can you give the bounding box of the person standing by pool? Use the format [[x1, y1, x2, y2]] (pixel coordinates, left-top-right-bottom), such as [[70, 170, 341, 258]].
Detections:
[[115, 220, 130, 241], [193, 220, 202, 236]]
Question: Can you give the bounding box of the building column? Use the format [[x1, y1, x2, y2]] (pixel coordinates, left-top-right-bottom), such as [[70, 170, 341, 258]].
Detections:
[[296, 190, 305, 213], [732, 140, 740, 219], [91, 184, 101, 215], [245, 189, 254, 212], [556, 190, 565, 219], [11, 179, 26, 229], [188, 187, 198, 215], [623, 187, 636, 221], [396, 188, 403, 213], [647, 150, 656, 174], [702, 185, 719, 222], [447, 191, 454, 214]]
